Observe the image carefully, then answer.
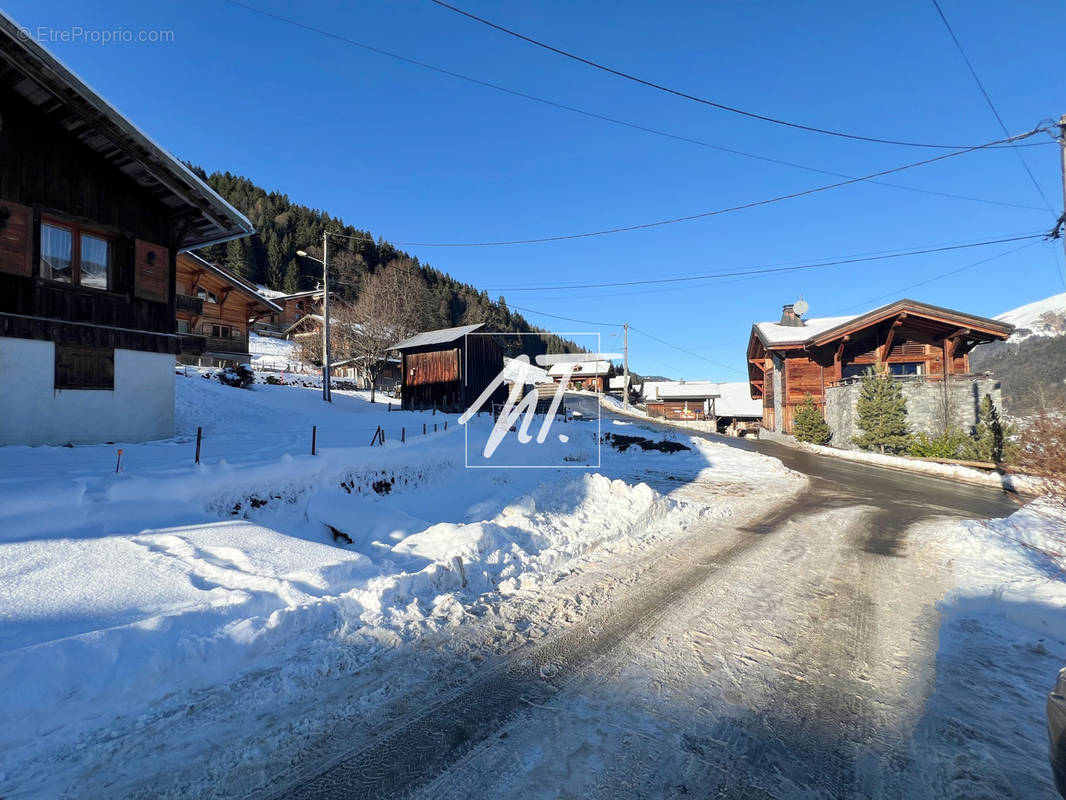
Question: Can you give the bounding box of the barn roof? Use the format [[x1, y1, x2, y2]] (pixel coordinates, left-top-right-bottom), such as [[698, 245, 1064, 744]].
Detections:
[[652, 381, 721, 401], [0, 12, 253, 250], [391, 323, 485, 350]]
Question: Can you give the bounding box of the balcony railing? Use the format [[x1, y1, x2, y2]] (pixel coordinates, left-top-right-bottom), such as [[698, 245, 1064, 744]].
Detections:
[[180, 334, 206, 355], [826, 372, 994, 389], [176, 294, 204, 314]]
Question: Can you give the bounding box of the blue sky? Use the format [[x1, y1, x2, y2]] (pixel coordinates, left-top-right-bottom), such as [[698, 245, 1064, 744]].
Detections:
[[7, 0, 1065, 379]]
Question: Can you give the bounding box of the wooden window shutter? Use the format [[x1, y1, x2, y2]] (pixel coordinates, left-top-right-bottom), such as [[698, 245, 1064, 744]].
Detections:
[[55, 345, 115, 390], [0, 200, 33, 277], [134, 239, 170, 302]]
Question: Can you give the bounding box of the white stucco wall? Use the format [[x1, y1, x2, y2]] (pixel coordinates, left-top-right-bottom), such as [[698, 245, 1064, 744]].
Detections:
[[0, 338, 174, 446]]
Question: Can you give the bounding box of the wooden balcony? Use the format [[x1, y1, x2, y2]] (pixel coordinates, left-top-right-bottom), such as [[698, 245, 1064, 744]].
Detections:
[[180, 333, 206, 355], [176, 294, 203, 314]]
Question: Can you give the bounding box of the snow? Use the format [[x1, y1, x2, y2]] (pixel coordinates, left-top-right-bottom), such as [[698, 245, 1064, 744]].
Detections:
[[996, 291, 1066, 342], [0, 373, 802, 797], [712, 381, 762, 418], [654, 380, 720, 400], [753, 314, 856, 345], [547, 360, 611, 377], [911, 502, 1066, 797], [248, 333, 299, 370]]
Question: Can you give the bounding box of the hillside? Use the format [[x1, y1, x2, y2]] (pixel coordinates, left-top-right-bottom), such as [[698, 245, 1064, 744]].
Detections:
[[188, 168, 582, 358], [971, 292, 1066, 414]]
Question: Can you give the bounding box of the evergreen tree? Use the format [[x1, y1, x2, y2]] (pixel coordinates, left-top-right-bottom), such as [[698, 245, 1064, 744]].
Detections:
[[853, 369, 911, 454], [792, 394, 832, 445], [963, 394, 1016, 463], [282, 259, 300, 294], [225, 238, 249, 279]]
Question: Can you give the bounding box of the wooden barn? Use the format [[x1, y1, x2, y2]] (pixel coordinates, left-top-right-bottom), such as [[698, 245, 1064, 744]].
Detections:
[[0, 15, 253, 445], [176, 253, 281, 366], [747, 299, 1013, 435], [392, 323, 506, 412]]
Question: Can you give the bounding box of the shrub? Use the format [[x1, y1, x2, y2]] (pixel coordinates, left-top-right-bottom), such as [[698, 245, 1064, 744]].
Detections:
[[1018, 412, 1066, 507], [218, 364, 255, 388], [792, 394, 832, 445], [909, 429, 970, 459]]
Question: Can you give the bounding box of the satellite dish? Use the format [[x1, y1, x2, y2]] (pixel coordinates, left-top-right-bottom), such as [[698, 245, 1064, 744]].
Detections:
[[793, 299, 809, 316]]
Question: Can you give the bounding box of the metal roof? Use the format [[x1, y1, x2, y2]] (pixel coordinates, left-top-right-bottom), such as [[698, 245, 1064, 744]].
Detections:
[[391, 323, 485, 350], [0, 12, 254, 250]]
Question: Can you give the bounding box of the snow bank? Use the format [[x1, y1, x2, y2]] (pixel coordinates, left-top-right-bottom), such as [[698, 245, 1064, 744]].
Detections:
[[0, 381, 799, 797]]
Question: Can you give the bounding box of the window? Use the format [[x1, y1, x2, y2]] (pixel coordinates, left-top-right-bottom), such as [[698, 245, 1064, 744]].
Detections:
[[209, 324, 234, 338], [196, 288, 207, 300], [889, 362, 923, 377], [55, 344, 114, 390], [40, 220, 111, 289], [841, 364, 872, 380], [207, 292, 218, 304], [177, 320, 190, 334]]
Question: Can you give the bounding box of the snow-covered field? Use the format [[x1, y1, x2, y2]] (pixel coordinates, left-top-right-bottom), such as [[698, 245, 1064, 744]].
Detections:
[[0, 374, 801, 797]]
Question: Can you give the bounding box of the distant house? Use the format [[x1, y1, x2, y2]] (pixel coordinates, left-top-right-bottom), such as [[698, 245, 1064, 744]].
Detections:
[[392, 323, 506, 411], [548, 360, 611, 392], [747, 299, 1013, 444], [608, 376, 641, 396], [176, 253, 281, 367], [710, 382, 763, 437], [252, 289, 335, 337], [645, 381, 720, 421], [0, 15, 253, 445]]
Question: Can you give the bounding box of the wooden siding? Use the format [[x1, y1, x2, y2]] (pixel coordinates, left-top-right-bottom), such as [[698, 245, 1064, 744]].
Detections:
[[399, 334, 506, 411], [0, 82, 178, 348]]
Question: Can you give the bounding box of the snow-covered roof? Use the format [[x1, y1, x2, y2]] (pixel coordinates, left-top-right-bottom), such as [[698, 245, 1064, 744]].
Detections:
[[547, 360, 611, 377], [996, 292, 1066, 343], [754, 315, 857, 346], [181, 253, 282, 312], [712, 382, 762, 418], [608, 376, 641, 391], [502, 357, 551, 384], [653, 381, 721, 400], [392, 323, 485, 350]]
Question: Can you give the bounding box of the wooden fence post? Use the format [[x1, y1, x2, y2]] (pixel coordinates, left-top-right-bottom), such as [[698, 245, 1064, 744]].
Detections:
[[312, 425, 317, 456], [434, 423, 438, 433], [370, 426, 381, 447], [195, 427, 202, 465], [115, 449, 123, 474], [401, 427, 405, 443], [444, 421, 447, 430], [423, 423, 427, 435]]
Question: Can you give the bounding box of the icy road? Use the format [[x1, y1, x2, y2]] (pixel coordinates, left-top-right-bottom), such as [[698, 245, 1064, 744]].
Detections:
[[269, 401, 1035, 800]]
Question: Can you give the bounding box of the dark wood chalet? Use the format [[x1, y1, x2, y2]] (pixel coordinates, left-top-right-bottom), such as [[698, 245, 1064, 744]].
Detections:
[[252, 289, 334, 336], [747, 299, 1014, 434], [176, 253, 280, 366], [0, 15, 254, 444], [392, 323, 506, 412]]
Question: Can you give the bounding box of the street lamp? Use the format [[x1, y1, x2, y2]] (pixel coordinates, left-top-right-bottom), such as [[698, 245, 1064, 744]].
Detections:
[[296, 232, 332, 402]]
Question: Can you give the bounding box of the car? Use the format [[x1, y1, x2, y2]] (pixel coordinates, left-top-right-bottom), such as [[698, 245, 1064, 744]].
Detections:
[[1051, 666, 1066, 797]]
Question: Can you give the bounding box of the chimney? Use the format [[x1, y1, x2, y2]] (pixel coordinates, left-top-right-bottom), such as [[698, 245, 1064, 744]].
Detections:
[[779, 303, 804, 327]]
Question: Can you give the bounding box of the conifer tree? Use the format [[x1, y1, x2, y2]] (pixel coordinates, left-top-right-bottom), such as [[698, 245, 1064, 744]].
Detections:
[[963, 394, 1016, 463], [853, 369, 911, 454], [792, 394, 832, 445], [225, 238, 248, 279], [282, 259, 300, 294]]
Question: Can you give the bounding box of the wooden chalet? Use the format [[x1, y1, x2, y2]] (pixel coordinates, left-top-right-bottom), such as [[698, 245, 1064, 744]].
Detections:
[[0, 14, 254, 445], [392, 323, 506, 412], [252, 289, 333, 336], [747, 300, 1014, 435], [176, 253, 280, 366], [645, 381, 721, 421], [548, 360, 611, 392]]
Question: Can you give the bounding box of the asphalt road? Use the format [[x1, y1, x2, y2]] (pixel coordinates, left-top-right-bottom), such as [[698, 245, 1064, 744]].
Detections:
[[272, 402, 1032, 800]]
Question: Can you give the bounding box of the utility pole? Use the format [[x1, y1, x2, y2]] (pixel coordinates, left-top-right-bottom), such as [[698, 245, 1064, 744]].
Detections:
[[1058, 115, 1066, 272], [322, 230, 332, 402], [622, 322, 630, 410]]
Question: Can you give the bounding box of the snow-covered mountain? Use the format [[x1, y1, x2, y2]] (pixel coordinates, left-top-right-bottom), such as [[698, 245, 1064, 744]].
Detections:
[[996, 292, 1066, 343]]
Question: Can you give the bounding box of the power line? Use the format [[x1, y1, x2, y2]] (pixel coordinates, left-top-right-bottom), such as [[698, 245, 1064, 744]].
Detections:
[[219, 0, 1049, 218], [929, 0, 1056, 214], [629, 326, 746, 375], [390, 128, 1047, 247], [485, 233, 1045, 292], [507, 304, 623, 328], [429, 0, 1038, 150]]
